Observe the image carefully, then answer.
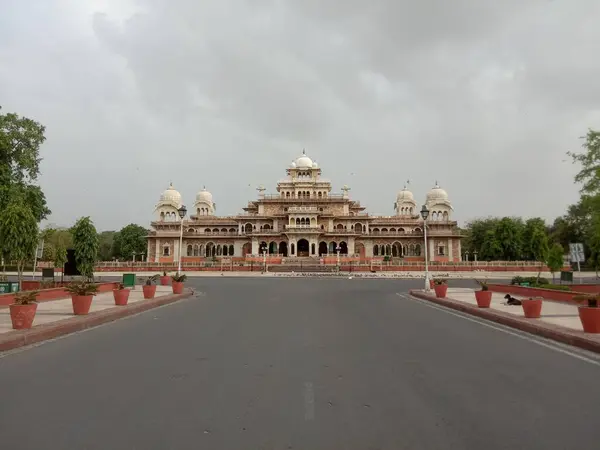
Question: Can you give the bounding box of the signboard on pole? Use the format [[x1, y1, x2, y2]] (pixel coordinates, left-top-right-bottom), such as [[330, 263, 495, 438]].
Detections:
[[569, 243, 585, 263]]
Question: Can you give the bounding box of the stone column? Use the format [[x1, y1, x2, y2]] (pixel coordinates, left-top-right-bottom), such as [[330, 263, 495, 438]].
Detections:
[[429, 238, 435, 262], [155, 238, 160, 262], [456, 239, 462, 262], [348, 237, 355, 255], [251, 238, 259, 255], [447, 238, 452, 260]]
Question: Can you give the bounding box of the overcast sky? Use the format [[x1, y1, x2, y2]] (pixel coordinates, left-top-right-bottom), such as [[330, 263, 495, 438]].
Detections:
[[2, 0, 600, 231]]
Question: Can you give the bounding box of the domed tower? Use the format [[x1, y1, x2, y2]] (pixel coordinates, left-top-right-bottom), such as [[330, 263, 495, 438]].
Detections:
[[425, 181, 453, 221], [194, 186, 216, 217], [155, 183, 182, 222], [395, 184, 417, 216]]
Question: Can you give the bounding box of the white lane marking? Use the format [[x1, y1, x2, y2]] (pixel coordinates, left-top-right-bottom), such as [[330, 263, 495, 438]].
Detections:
[[304, 382, 315, 420], [396, 293, 600, 368]]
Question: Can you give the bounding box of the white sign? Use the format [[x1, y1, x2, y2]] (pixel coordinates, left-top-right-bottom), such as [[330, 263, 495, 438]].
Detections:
[[569, 243, 585, 263], [35, 240, 44, 259]]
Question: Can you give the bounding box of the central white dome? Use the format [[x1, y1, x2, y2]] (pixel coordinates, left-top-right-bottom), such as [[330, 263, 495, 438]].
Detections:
[[294, 150, 313, 169], [160, 183, 182, 205]]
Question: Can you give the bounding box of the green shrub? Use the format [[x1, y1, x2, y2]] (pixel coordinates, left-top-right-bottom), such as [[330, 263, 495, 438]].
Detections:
[[536, 284, 571, 291]]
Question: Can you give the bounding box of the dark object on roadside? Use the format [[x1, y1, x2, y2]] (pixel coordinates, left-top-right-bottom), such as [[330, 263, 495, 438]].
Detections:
[[504, 294, 522, 306]]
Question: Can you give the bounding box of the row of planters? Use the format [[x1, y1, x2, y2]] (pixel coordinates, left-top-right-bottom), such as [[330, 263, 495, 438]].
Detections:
[[428, 278, 600, 334], [9, 273, 188, 330]]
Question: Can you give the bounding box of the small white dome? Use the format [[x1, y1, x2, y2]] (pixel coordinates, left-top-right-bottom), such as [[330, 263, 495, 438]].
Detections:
[[426, 182, 449, 202], [294, 149, 313, 168], [196, 186, 213, 203], [290, 160, 297, 168], [312, 161, 319, 168], [160, 183, 182, 205], [397, 186, 414, 202]]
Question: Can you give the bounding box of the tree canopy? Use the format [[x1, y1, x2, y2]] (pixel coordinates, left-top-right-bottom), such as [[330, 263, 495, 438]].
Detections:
[[0, 107, 50, 222], [112, 224, 148, 260], [71, 216, 99, 280], [0, 201, 39, 284]]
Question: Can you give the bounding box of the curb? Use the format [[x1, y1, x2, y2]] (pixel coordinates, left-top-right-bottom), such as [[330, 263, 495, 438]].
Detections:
[[409, 290, 600, 355], [0, 289, 194, 353]]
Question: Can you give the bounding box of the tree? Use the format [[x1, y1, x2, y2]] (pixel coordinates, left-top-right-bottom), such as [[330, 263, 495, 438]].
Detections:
[[569, 129, 600, 196], [98, 231, 117, 261], [0, 201, 39, 287], [523, 218, 547, 260], [71, 217, 99, 280], [494, 217, 524, 260], [530, 227, 549, 282], [0, 107, 50, 222], [546, 243, 565, 283], [113, 224, 148, 260]]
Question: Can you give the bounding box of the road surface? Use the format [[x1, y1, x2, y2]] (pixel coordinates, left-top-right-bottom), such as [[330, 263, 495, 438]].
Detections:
[[1, 278, 599, 449]]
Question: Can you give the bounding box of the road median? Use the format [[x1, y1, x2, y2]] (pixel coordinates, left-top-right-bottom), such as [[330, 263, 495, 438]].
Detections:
[[409, 289, 600, 355], [0, 289, 193, 353]]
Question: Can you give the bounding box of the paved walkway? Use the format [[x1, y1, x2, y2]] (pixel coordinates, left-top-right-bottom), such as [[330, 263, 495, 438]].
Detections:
[[437, 288, 583, 331], [0, 285, 173, 335]]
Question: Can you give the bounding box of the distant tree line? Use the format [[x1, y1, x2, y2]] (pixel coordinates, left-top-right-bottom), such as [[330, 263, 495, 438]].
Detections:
[[461, 129, 600, 273]]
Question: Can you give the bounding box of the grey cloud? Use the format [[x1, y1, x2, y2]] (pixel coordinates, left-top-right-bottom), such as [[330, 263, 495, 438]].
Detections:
[[1, 0, 597, 230]]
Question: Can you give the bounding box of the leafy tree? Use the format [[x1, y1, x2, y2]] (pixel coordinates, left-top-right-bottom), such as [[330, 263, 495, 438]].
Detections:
[[98, 231, 117, 261], [113, 224, 148, 260], [522, 218, 547, 260], [569, 129, 600, 196], [0, 107, 50, 222], [546, 243, 565, 283], [530, 227, 549, 282], [71, 217, 99, 280], [0, 201, 39, 287], [495, 217, 524, 260]]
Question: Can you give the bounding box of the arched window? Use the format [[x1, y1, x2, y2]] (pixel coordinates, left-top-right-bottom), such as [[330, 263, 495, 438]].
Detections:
[[160, 212, 165, 221], [193, 245, 199, 256], [373, 245, 379, 256], [415, 244, 422, 256], [223, 246, 228, 256], [229, 245, 234, 256], [187, 245, 193, 256]]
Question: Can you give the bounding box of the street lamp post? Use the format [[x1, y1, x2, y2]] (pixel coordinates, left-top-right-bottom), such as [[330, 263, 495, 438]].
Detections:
[[177, 205, 187, 274], [261, 244, 268, 273], [336, 245, 341, 271], [420, 204, 430, 291]]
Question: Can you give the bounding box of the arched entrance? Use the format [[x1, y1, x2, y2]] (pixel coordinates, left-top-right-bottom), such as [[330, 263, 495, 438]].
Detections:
[[297, 239, 309, 257], [355, 243, 365, 259], [279, 241, 288, 256], [269, 241, 278, 254], [319, 241, 328, 256], [339, 241, 348, 254], [242, 242, 252, 256]]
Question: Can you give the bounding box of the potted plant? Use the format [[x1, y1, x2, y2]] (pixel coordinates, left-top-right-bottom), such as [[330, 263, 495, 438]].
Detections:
[[433, 278, 448, 298], [474, 280, 492, 308], [521, 296, 543, 319], [65, 281, 99, 315], [429, 278, 435, 289], [160, 270, 170, 286], [113, 283, 130, 306], [142, 275, 159, 299], [10, 290, 39, 329], [573, 295, 600, 333], [171, 273, 187, 294]]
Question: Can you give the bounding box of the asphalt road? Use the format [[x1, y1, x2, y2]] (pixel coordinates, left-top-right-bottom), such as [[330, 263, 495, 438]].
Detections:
[[1, 278, 600, 450]]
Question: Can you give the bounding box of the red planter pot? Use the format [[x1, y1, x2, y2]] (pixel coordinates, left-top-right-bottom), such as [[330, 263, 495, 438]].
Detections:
[[142, 284, 157, 299], [113, 289, 130, 306], [172, 281, 184, 294], [433, 284, 448, 298], [521, 298, 543, 318], [474, 290, 492, 308], [160, 276, 170, 286], [10, 303, 38, 329], [72, 295, 93, 315], [578, 307, 600, 333]]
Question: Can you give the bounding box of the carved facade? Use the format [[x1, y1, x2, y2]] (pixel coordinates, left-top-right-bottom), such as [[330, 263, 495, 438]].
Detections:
[[147, 151, 462, 262]]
